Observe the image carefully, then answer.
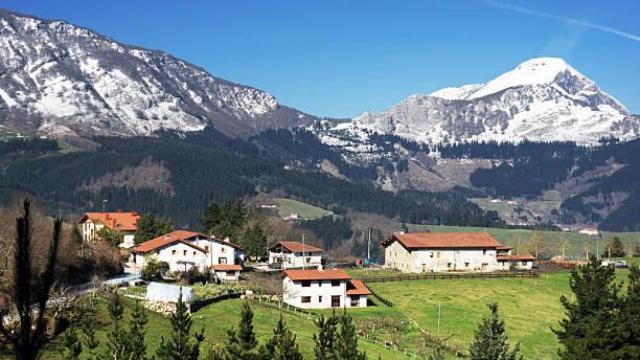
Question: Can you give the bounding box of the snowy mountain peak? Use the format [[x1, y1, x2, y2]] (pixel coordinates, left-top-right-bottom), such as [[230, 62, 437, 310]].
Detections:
[[326, 57, 639, 146], [0, 9, 315, 138]]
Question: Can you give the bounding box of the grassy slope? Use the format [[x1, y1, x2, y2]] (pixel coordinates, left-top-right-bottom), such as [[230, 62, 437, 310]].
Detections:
[[409, 224, 640, 259], [275, 198, 333, 220]]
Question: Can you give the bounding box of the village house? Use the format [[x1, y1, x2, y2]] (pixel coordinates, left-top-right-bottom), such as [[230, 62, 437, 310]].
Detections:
[[130, 230, 243, 281], [268, 241, 324, 269], [282, 268, 370, 309], [77, 211, 141, 248], [382, 232, 535, 272]]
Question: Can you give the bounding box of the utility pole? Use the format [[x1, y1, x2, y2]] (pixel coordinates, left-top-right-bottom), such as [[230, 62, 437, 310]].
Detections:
[[302, 231, 306, 270], [367, 228, 371, 261], [437, 303, 441, 338]]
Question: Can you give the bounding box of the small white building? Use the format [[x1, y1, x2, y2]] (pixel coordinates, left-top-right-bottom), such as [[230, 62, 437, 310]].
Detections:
[[130, 230, 243, 280], [268, 241, 323, 269], [282, 268, 370, 309], [77, 211, 141, 248], [496, 246, 535, 270], [382, 232, 535, 273]]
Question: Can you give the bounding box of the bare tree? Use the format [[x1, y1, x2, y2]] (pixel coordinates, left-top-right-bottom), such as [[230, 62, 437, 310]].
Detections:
[[0, 199, 61, 360]]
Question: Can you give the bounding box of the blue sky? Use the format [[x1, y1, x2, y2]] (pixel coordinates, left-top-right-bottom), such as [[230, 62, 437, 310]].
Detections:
[[2, 0, 639, 117]]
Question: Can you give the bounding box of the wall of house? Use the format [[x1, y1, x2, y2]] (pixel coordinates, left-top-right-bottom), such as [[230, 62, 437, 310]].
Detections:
[[498, 260, 533, 270], [346, 295, 368, 308], [81, 220, 104, 242], [191, 238, 237, 266], [269, 251, 322, 269], [282, 278, 347, 309], [385, 241, 500, 272], [134, 242, 208, 272], [214, 270, 240, 282]]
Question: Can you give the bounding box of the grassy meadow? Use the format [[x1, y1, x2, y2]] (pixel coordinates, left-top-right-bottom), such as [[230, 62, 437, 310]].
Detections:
[[275, 198, 333, 220]]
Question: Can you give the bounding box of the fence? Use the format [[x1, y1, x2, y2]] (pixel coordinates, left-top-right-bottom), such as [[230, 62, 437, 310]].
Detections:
[[367, 287, 394, 307], [360, 270, 538, 283], [190, 291, 243, 312]]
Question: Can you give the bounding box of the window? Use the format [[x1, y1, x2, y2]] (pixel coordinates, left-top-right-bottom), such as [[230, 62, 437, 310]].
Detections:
[[430, 252, 434, 258], [483, 249, 487, 255], [171, 250, 176, 255], [436, 252, 441, 258], [301, 296, 311, 304], [318, 296, 323, 303], [221, 247, 225, 253], [447, 263, 452, 267], [331, 280, 340, 287], [183, 250, 187, 256], [226, 271, 236, 276], [351, 297, 359, 307], [306, 257, 311, 263], [219, 257, 227, 264], [465, 262, 470, 267], [193, 251, 196, 256], [331, 296, 341, 308], [204, 246, 209, 252], [302, 281, 311, 287]]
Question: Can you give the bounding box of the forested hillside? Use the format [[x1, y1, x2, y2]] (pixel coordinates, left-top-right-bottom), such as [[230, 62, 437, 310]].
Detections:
[[0, 128, 501, 230]]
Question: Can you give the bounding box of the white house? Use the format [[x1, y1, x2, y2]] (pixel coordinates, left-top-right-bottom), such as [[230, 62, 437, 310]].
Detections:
[[496, 245, 535, 270], [130, 230, 243, 281], [382, 232, 535, 273], [282, 268, 370, 309], [268, 241, 323, 269], [77, 211, 141, 248]]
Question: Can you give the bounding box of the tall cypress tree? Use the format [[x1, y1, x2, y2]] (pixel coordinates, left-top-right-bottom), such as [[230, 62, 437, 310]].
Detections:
[[238, 302, 258, 353], [260, 316, 303, 360], [313, 313, 339, 360], [104, 291, 130, 359], [129, 300, 149, 360], [469, 303, 521, 360], [156, 292, 205, 360]]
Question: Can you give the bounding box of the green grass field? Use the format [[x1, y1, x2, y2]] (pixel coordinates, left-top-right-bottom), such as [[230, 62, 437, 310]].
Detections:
[[409, 224, 640, 259], [275, 198, 333, 220]]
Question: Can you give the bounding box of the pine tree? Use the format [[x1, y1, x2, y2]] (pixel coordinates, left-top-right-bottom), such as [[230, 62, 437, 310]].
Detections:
[[238, 301, 258, 353], [104, 291, 130, 359], [129, 300, 149, 360], [134, 213, 175, 244], [552, 257, 623, 360], [80, 318, 100, 360], [334, 312, 366, 360], [313, 313, 338, 360], [469, 303, 521, 360], [61, 327, 82, 360], [607, 236, 626, 257], [156, 292, 205, 360], [623, 265, 640, 356], [260, 316, 303, 360]]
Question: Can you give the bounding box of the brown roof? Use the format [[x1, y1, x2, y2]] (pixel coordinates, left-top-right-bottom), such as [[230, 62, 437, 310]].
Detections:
[[211, 264, 242, 271], [497, 254, 536, 261], [132, 230, 208, 254], [346, 280, 371, 296], [270, 241, 324, 253], [383, 232, 502, 250], [497, 245, 514, 251], [79, 212, 140, 232], [283, 268, 351, 281]]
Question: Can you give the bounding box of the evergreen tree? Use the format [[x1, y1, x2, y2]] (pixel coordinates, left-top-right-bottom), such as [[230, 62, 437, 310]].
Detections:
[[238, 302, 258, 353], [156, 292, 205, 360], [104, 291, 130, 359], [214, 301, 260, 360], [240, 224, 267, 258], [200, 200, 247, 238], [623, 265, 640, 356], [134, 213, 175, 244], [607, 236, 626, 257], [80, 317, 100, 360], [97, 227, 123, 248], [61, 327, 82, 360], [260, 316, 303, 360], [334, 312, 367, 360], [313, 313, 339, 360], [129, 301, 149, 360], [469, 303, 521, 360], [553, 257, 626, 360]]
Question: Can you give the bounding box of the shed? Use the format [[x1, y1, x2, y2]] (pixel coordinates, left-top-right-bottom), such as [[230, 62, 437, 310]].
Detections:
[[145, 282, 195, 304]]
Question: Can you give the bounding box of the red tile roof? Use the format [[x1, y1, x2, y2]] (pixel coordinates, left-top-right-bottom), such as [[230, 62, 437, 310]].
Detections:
[[211, 264, 242, 271], [132, 230, 208, 254], [383, 232, 502, 250], [496, 245, 514, 251], [283, 268, 351, 281], [79, 211, 140, 232], [270, 241, 324, 253], [346, 280, 371, 296], [497, 254, 536, 261]]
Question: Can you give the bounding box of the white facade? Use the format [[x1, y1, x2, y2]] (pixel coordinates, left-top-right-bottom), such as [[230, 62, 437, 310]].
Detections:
[[131, 234, 241, 274], [385, 240, 500, 272], [281, 270, 369, 309], [269, 251, 323, 269]]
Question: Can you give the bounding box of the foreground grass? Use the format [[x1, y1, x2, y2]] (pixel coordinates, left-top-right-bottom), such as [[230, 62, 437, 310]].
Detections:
[[39, 297, 405, 360]]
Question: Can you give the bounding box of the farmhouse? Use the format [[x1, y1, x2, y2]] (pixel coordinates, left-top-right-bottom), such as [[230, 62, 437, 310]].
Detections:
[[282, 268, 370, 309], [130, 230, 243, 280], [268, 241, 324, 269], [382, 232, 535, 272], [78, 211, 141, 247]]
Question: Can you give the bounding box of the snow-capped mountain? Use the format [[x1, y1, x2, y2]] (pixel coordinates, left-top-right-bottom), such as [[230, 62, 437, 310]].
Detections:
[[323, 57, 639, 146], [0, 9, 315, 138]]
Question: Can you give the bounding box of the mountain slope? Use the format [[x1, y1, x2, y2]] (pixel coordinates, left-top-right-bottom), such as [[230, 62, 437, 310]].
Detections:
[[0, 9, 315, 138], [322, 58, 639, 146]]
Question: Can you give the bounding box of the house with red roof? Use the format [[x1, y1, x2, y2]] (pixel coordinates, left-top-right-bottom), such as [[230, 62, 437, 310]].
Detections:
[[268, 241, 324, 269], [129, 230, 243, 281], [382, 232, 535, 272], [282, 268, 370, 309], [77, 211, 141, 248]]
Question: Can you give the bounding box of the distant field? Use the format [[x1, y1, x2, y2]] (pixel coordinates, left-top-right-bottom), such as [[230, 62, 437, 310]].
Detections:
[[275, 198, 333, 220], [0, 126, 28, 140], [409, 224, 640, 259]]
